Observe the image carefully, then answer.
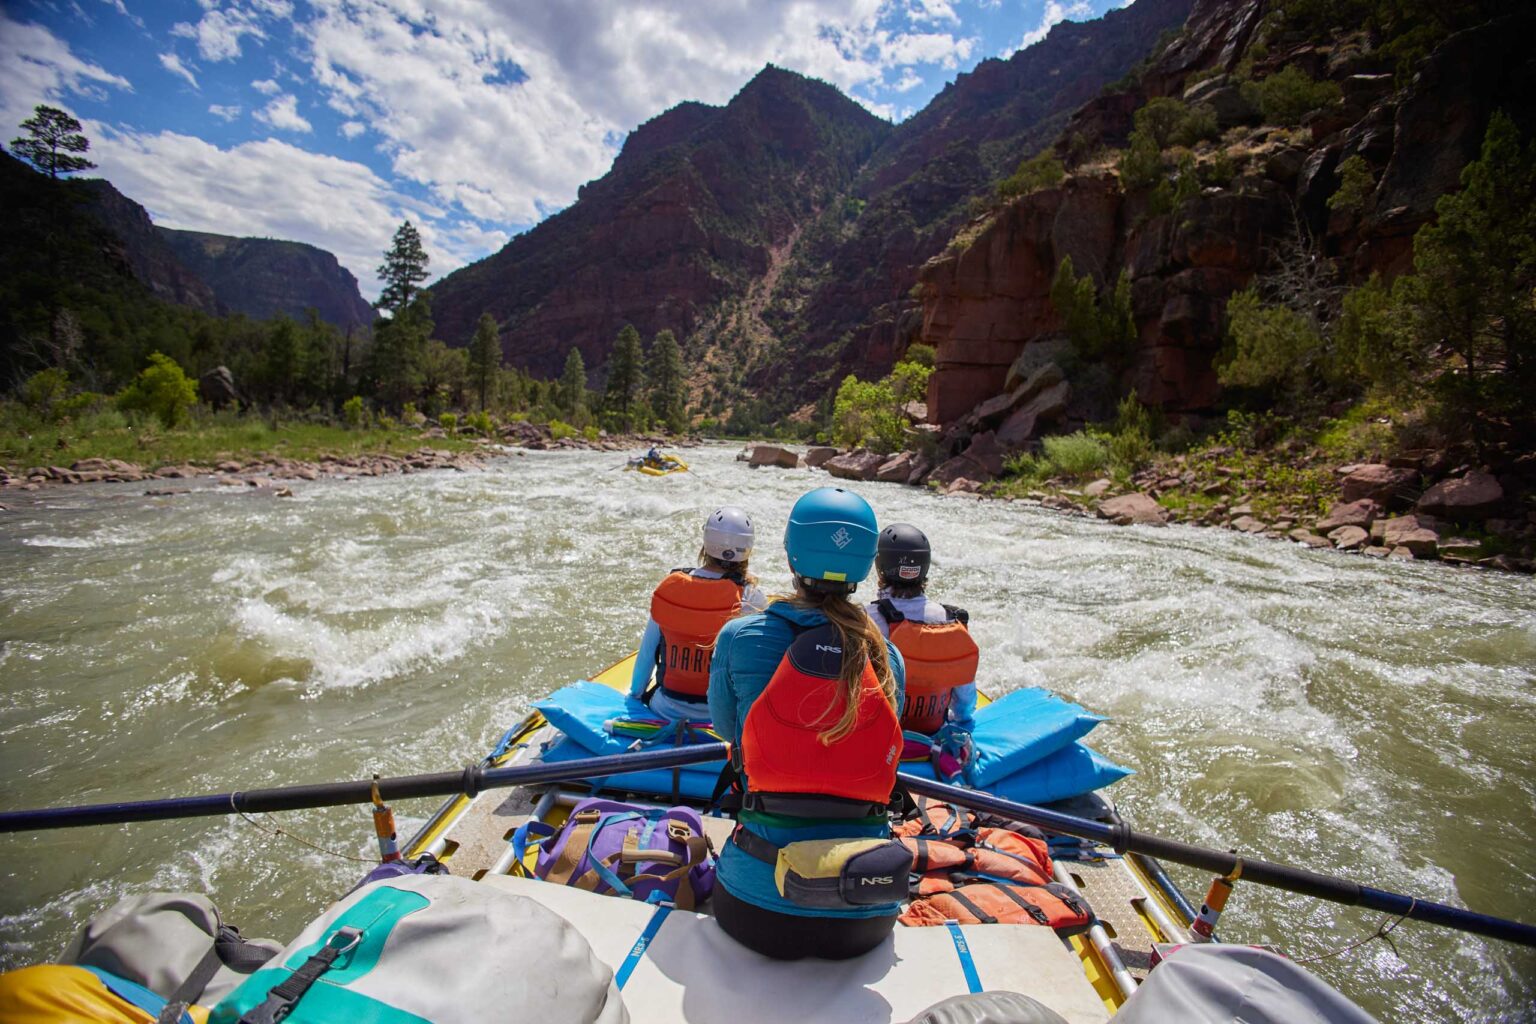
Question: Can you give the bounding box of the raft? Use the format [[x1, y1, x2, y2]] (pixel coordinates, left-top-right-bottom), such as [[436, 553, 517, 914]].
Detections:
[[626, 455, 688, 476], [401, 655, 1186, 1021]]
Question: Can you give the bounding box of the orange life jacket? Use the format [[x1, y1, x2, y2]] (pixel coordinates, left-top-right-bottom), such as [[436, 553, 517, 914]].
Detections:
[[878, 599, 979, 734], [899, 826, 1054, 895], [741, 622, 903, 816], [900, 881, 1094, 933], [650, 570, 744, 698]]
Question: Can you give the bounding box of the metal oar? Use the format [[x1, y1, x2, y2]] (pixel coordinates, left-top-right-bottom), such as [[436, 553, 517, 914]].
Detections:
[[898, 772, 1536, 949], [0, 743, 731, 833]]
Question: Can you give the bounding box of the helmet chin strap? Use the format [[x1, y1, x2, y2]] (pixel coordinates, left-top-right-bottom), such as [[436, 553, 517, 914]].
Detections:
[[799, 575, 857, 596]]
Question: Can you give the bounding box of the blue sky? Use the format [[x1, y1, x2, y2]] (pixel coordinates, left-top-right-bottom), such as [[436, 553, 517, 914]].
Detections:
[[1, 0, 1125, 303]]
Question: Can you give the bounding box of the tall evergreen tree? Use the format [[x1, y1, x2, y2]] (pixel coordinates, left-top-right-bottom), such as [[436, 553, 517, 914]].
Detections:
[[371, 293, 432, 412], [647, 329, 687, 433], [376, 221, 429, 315], [10, 105, 96, 179], [558, 347, 587, 418], [603, 324, 645, 429], [263, 316, 300, 405], [467, 312, 501, 410]]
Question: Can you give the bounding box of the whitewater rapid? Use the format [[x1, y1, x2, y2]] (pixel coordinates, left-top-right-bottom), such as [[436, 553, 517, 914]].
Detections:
[[1, 444, 1532, 1021]]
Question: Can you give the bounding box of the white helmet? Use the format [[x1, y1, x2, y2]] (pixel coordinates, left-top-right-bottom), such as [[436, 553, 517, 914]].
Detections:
[[703, 506, 754, 563]]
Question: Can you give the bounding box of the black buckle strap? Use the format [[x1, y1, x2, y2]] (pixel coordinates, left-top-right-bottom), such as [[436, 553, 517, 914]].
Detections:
[[991, 884, 1051, 925], [730, 825, 782, 865], [237, 927, 362, 1024]]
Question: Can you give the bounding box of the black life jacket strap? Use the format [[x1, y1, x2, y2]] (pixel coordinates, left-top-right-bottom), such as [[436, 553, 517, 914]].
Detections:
[[990, 884, 1051, 925], [876, 598, 904, 625], [946, 889, 997, 925], [729, 824, 782, 865], [741, 791, 890, 820], [941, 604, 970, 626], [237, 927, 362, 1024]]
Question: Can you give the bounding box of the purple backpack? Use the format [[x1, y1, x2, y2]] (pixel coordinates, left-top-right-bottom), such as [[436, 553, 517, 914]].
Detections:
[[513, 798, 715, 909]]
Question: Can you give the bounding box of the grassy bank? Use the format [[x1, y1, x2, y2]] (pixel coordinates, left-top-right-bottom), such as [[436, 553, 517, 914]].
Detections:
[[0, 410, 481, 474]]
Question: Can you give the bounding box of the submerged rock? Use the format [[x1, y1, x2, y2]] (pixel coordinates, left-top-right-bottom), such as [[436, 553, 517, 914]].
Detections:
[[747, 445, 800, 469]]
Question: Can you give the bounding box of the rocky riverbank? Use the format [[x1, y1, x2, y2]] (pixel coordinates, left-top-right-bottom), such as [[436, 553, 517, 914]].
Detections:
[[0, 424, 702, 502], [739, 442, 1536, 574]]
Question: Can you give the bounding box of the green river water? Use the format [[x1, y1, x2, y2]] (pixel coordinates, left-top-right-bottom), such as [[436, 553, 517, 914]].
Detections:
[[1, 444, 1532, 1020]]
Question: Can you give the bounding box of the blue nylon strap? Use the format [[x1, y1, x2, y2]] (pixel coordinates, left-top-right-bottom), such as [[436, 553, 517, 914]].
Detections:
[[945, 922, 983, 994], [615, 905, 672, 989]]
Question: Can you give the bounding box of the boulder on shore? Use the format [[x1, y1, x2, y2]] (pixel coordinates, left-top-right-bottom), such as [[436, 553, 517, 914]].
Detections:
[[1379, 514, 1441, 557], [1328, 525, 1369, 550], [1290, 528, 1332, 548], [747, 445, 800, 469], [996, 380, 1072, 448], [1340, 464, 1418, 506], [824, 450, 886, 482], [804, 446, 839, 469], [876, 452, 916, 483], [1416, 470, 1503, 521], [1097, 493, 1168, 527], [929, 431, 1006, 486], [1316, 499, 1380, 533]]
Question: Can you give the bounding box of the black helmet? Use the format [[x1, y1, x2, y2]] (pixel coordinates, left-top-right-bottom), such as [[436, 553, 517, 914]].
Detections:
[[876, 523, 931, 587]]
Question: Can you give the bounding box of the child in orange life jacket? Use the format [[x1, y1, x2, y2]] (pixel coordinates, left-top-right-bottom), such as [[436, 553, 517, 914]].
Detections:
[[707, 487, 907, 960], [630, 506, 768, 722], [867, 523, 979, 783]]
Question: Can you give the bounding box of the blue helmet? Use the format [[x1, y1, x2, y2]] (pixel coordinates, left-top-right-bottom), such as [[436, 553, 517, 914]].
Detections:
[[784, 487, 879, 589]]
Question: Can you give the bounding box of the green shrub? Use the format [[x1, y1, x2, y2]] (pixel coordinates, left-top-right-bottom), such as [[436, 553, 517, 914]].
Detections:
[[342, 395, 366, 429], [464, 410, 493, 436], [831, 374, 903, 452], [21, 368, 70, 419], [1172, 104, 1220, 148], [116, 352, 198, 428], [1042, 432, 1110, 479], [549, 419, 578, 440], [1217, 287, 1326, 393], [378, 415, 398, 430], [1050, 258, 1137, 369], [1241, 67, 1341, 126], [581, 424, 600, 442], [439, 411, 459, 432], [1328, 155, 1374, 212], [1134, 98, 1188, 149], [902, 343, 936, 367], [1118, 129, 1165, 191], [997, 150, 1065, 200], [1200, 149, 1237, 188]]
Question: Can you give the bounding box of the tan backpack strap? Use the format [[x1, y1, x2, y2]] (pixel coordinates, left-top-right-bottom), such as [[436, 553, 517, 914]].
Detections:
[[543, 810, 602, 886]]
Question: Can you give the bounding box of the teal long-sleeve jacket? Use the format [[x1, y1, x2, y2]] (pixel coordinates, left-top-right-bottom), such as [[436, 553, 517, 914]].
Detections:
[[707, 600, 906, 919]]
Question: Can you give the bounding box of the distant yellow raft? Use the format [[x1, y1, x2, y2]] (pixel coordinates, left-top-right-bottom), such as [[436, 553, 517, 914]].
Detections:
[[628, 455, 688, 476]]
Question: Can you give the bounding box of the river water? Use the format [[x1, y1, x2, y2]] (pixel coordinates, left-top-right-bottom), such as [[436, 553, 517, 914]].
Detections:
[[1, 444, 1532, 1020]]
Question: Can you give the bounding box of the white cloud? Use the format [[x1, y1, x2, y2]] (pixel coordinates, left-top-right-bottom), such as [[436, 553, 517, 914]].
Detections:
[[1016, 0, 1093, 50], [254, 93, 311, 132], [0, 13, 133, 130], [85, 125, 475, 298], [171, 3, 283, 62], [339, 120, 365, 139], [208, 103, 241, 120], [101, 0, 145, 27], [297, 1, 981, 228], [890, 68, 923, 92], [908, 0, 959, 24], [158, 52, 199, 89], [251, 77, 280, 94]]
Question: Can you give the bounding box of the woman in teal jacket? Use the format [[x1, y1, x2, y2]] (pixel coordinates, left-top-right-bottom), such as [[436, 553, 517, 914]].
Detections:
[[707, 487, 906, 960]]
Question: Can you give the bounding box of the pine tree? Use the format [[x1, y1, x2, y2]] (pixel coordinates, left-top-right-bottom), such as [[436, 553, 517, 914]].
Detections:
[[559, 347, 587, 418], [647, 329, 687, 433], [603, 324, 645, 430], [1400, 111, 1536, 450], [371, 293, 432, 412], [10, 105, 96, 179], [376, 221, 429, 315], [467, 312, 502, 410]]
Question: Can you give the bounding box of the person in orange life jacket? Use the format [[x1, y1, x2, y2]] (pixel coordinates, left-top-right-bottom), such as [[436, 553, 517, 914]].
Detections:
[[708, 487, 908, 960], [867, 523, 979, 784], [631, 506, 768, 722]]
